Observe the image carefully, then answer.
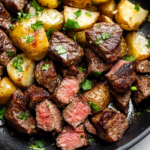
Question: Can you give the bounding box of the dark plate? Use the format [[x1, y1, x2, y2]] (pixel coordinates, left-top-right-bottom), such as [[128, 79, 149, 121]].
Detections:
[[0, 0, 150, 150]]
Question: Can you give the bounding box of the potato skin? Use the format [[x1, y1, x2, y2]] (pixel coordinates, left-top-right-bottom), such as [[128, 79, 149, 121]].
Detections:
[[62, 0, 91, 9], [126, 32, 150, 61], [0, 77, 17, 105], [98, 0, 116, 19], [93, 0, 110, 5], [7, 53, 36, 89], [120, 37, 127, 58], [83, 82, 111, 113], [37, 0, 58, 8], [115, 0, 149, 31]]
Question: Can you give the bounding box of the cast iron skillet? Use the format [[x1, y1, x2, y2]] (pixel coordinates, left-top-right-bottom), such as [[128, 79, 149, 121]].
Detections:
[[0, 0, 150, 150]]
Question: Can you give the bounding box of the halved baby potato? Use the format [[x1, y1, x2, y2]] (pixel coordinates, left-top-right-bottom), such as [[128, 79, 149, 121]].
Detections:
[[7, 53, 36, 89], [37, 0, 59, 8], [99, 15, 114, 23], [126, 32, 150, 61], [0, 77, 17, 105], [93, 0, 110, 5], [115, 0, 149, 31], [64, 6, 100, 31], [86, 5, 98, 12], [120, 37, 128, 58]]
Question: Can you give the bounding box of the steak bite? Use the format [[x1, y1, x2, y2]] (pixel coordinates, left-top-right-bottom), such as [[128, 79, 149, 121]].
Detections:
[[86, 48, 112, 75], [105, 60, 136, 93], [91, 108, 129, 143], [24, 85, 51, 109], [35, 60, 57, 93], [51, 76, 79, 108], [133, 75, 150, 105], [0, 2, 11, 34], [111, 90, 131, 114], [56, 125, 89, 150], [0, 29, 17, 67], [63, 96, 91, 128], [4, 90, 36, 135], [85, 23, 123, 63], [76, 70, 86, 84], [48, 31, 84, 67], [136, 60, 150, 74], [36, 99, 62, 133]]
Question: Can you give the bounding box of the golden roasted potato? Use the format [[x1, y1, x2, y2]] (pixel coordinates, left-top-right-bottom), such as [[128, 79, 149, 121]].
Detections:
[[83, 82, 111, 113], [115, 0, 149, 31], [126, 32, 150, 61], [62, 0, 91, 9], [64, 6, 100, 31], [99, 15, 114, 23], [9, 19, 49, 61], [7, 53, 36, 89], [0, 77, 17, 105], [67, 30, 86, 44], [98, 0, 116, 19], [120, 37, 127, 58], [37, 0, 58, 8], [93, 0, 110, 5], [86, 5, 98, 12]]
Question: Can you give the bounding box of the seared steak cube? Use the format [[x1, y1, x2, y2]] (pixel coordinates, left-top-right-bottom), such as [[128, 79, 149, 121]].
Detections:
[[35, 60, 57, 93], [36, 99, 62, 133], [91, 108, 129, 143], [85, 23, 123, 63], [5, 90, 36, 135], [0, 29, 17, 67], [84, 118, 97, 136], [76, 70, 86, 84], [111, 90, 131, 114], [105, 60, 136, 93], [63, 96, 91, 128], [48, 31, 84, 67], [24, 85, 51, 109], [133, 75, 150, 105], [86, 48, 112, 75], [0, 2, 11, 34], [51, 76, 79, 108], [136, 60, 150, 73], [56, 125, 89, 150]]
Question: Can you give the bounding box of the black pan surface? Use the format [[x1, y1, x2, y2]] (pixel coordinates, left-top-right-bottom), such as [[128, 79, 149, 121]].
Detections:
[[0, 0, 150, 150]]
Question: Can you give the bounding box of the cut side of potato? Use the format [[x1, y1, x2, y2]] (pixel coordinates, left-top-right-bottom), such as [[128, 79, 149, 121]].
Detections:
[[7, 53, 36, 89], [120, 37, 127, 58], [0, 77, 17, 105], [64, 6, 100, 31], [126, 32, 150, 61], [99, 15, 114, 23], [93, 0, 110, 5], [37, 0, 59, 8], [115, 0, 149, 31], [98, 0, 116, 19]]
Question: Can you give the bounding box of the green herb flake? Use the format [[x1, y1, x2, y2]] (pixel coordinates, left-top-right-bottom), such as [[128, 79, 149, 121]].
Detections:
[[46, 58, 49, 62], [148, 14, 150, 21], [41, 64, 50, 71], [91, 0, 93, 5], [94, 39, 103, 45], [89, 102, 100, 111], [102, 32, 111, 40], [6, 50, 14, 57], [130, 86, 137, 91], [10, 24, 14, 30], [93, 71, 102, 77], [146, 109, 150, 112], [80, 78, 92, 91], [137, 112, 141, 116], [31, 21, 44, 31], [80, 135, 84, 138], [118, 0, 122, 3], [55, 45, 67, 55], [145, 39, 150, 48], [23, 35, 28, 39], [29, 139, 45, 150], [18, 110, 29, 120], [124, 55, 135, 61], [63, 19, 81, 30], [46, 28, 55, 40], [74, 10, 81, 18], [12, 56, 24, 73], [85, 11, 92, 17], [88, 138, 95, 142], [97, 24, 101, 28], [73, 30, 76, 41], [134, 5, 140, 12], [26, 36, 35, 43], [47, 104, 49, 107], [148, 63, 150, 67], [78, 67, 86, 71], [0, 107, 6, 122], [24, 13, 36, 19], [32, 0, 45, 13]]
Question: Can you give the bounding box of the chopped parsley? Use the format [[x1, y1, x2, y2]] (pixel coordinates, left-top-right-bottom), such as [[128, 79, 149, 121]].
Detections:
[[97, 24, 101, 28], [6, 50, 14, 57], [80, 78, 92, 91], [88, 138, 95, 142], [55, 45, 67, 55], [145, 39, 150, 48], [134, 4, 140, 12], [31, 21, 44, 31], [137, 112, 141, 116], [148, 14, 150, 21], [24, 13, 36, 19], [46, 58, 49, 62], [23, 35, 28, 39], [93, 71, 102, 77], [78, 67, 86, 71], [18, 110, 29, 120], [102, 32, 111, 40], [89, 102, 100, 111], [41, 64, 50, 71], [32, 0, 46, 13], [85, 11, 92, 17], [74, 10, 81, 18], [10, 24, 14, 30], [0, 107, 6, 122], [26, 36, 35, 43], [73, 30, 76, 41], [149, 62, 150, 67], [29, 139, 45, 150], [12, 56, 24, 73], [130, 86, 137, 91], [146, 109, 150, 112], [47, 104, 49, 107], [124, 55, 135, 61], [80, 135, 84, 138], [118, 0, 122, 3], [46, 28, 55, 40], [94, 35, 103, 45], [63, 19, 81, 30]]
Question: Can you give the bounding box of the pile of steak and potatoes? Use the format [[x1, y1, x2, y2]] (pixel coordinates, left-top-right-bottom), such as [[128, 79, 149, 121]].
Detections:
[[0, 0, 150, 149]]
